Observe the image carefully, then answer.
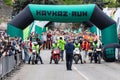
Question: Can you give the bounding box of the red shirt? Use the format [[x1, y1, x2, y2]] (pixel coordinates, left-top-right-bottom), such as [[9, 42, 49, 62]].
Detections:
[[81, 41, 90, 50], [47, 33, 52, 41]]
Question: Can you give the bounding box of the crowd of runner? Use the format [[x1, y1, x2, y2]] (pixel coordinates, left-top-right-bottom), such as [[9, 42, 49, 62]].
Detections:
[[0, 29, 102, 64], [21, 29, 102, 64]]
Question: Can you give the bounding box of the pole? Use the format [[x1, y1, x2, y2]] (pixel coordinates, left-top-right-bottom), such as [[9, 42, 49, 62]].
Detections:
[[116, 0, 117, 10]]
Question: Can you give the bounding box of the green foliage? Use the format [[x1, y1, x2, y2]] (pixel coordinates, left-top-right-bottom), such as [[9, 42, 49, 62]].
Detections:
[[12, 0, 20, 15], [11, 0, 120, 17], [12, 0, 58, 17], [4, 0, 12, 6], [58, 0, 83, 4], [58, 0, 120, 7], [32, 0, 44, 4]]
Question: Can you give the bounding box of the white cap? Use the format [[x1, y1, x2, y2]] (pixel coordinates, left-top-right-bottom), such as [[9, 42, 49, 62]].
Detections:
[[33, 42, 37, 45]]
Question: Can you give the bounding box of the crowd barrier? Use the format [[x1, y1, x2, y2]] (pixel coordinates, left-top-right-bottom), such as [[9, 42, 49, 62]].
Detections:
[[115, 48, 120, 61], [0, 53, 22, 79]]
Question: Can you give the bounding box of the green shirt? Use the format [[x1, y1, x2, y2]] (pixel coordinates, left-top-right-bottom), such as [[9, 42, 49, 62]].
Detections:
[[58, 40, 66, 50], [74, 43, 80, 48], [52, 43, 58, 49], [32, 45, 39, 53], [92, 42, 97, 49]]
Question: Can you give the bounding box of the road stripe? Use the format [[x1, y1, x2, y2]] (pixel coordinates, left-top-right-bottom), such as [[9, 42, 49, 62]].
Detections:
[[73, 65, 90, 80]]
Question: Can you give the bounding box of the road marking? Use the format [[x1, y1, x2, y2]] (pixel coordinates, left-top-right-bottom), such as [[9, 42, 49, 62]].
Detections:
[[73, 65, 90, 80]]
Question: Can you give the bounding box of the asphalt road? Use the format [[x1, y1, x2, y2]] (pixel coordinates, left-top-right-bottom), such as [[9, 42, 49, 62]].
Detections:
[[8, 50, 120, 80]]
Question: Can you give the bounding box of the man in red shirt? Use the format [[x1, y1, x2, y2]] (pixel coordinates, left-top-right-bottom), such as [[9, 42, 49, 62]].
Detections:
[[47, 31, 52, 49], [81, 39, 90, 63]]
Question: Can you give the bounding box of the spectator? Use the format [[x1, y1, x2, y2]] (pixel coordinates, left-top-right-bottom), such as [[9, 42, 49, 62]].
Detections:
[[42, 32, 47, 49], [47, 31, 52, 49]]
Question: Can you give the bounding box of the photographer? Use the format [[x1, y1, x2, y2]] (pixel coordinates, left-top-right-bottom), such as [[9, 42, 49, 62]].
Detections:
[[0, 41, 3, 57]]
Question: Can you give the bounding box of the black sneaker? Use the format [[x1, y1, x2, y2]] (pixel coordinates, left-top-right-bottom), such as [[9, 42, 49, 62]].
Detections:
[[69, 69, 72, 70], [67, 69, 72, 71]]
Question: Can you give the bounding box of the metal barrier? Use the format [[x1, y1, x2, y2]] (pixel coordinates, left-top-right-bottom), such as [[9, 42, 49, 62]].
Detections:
[[115, 48, 120, 61], [0, 53, 22, 79]]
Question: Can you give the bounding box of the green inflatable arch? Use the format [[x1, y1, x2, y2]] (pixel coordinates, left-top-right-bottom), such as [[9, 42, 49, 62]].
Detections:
[[7, 4, 118, 61], [8, 4, 118, 44]]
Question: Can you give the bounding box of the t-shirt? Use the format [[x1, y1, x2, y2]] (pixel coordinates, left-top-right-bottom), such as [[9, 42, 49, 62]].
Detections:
[[47, 33, 52, 40]]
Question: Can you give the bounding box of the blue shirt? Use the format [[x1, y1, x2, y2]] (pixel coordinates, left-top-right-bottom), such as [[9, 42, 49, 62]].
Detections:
[[65, 42, 75, 54]]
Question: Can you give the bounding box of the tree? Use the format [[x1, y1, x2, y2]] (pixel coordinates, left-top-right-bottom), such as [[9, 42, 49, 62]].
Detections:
[[4, 0, 13, 5], [12, 0, 58, 17], [58, 0, 83, 4], [12, 0, 20, 17]]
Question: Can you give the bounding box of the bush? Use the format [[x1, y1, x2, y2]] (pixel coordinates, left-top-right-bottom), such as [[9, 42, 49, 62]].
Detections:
[[4, 0, 12, 6]]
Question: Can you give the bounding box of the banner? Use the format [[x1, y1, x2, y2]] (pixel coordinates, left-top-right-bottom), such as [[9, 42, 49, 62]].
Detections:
[[29, 4, 95, 22]]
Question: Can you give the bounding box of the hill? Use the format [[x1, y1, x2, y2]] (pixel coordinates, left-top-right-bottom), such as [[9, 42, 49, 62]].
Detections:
[[0, 1, 12, 30]]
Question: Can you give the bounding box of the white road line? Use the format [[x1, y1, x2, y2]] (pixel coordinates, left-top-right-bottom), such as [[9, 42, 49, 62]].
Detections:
[[73, 65, 90, 80]]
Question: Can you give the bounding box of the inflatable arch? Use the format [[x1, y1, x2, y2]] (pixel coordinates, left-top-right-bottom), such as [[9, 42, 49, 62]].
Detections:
[[7, 4, 118, 45], [83, 21, 99, 34]]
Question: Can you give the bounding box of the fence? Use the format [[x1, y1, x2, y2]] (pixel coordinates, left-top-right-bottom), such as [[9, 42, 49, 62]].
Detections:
[[115, 48, 120, 61], [0, 53, 22, 79]]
